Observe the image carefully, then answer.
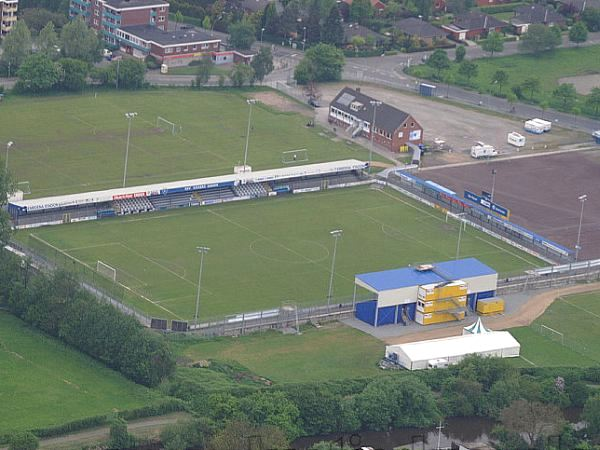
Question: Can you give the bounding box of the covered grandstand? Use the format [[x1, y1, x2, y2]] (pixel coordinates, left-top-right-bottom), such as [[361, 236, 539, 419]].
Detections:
[[9, 160, 369, 229]]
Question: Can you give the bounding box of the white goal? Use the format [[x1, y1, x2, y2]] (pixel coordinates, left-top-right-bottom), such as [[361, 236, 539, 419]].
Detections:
[[156, 116, 181, 135], [539, 324, 564, 345], [97, 260, 117, 282], [282, 149, 309, 164]]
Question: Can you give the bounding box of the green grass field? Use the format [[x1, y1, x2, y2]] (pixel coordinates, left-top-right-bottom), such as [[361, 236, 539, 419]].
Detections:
[[0, 311, 160, 434], [1, 89, 374, 198], [508, 291, 600, 368], [17, 186, 543, 321], [172, 322, 384, 383]]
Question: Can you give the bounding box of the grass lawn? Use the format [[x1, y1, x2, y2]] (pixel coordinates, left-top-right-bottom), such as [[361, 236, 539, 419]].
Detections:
[[16, 186, 544, 320], [508, 291, 600, 367], [408, 45, 600, 113], [166, 65, 231, 76], [0, 311, 160, 434], [1, 88, 374, 198], [490, 12, 515, 21], [171, 322, 385, 383]]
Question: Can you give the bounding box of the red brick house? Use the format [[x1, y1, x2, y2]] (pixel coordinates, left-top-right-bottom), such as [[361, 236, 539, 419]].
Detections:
[[69, 0, 169, 47], [442, 12, 507, 41], [329, 87, 423, 152]]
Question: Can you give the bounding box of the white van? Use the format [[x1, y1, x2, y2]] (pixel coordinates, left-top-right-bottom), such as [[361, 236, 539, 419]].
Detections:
[[471, 142, 498, 158], [427, 358, 449, 369]]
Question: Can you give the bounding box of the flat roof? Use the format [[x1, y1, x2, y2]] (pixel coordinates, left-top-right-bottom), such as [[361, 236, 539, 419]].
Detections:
[[105, 0, 169, 9], [120, 25, 219, 46], [387, 331, 520, 363], [355, 258, 496, 292], [11, 159, 367, 212]]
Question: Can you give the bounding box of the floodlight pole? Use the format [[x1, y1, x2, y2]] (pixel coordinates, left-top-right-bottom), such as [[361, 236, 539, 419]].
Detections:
[[455, 213, 466, 260], [123, 112, 137, 188], [260, 27, 265, 45], [5, 141, 13, 172], [327, 229, 343, 311], [369, 101, 382, 174], [490, 168, 497, 202], [575, 194, 587, 261], [243, 99, 257, 172], [194, 246, 210, 328]]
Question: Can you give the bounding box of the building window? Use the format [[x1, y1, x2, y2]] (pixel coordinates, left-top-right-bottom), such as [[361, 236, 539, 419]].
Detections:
[[94, 19, 99, 25], [403, 123, 407, 128], [176, 47, 181, 52], [165, 47, 173, 54], [158, 16, 165, 21], [398, 131, 403, 138], [192, 45, 197, 50], [411, 122, 415, 127]]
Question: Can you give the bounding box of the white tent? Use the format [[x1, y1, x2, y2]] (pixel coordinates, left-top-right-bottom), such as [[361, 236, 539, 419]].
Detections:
[[462, 317, 490, 335], [385, 331, 521, 370]]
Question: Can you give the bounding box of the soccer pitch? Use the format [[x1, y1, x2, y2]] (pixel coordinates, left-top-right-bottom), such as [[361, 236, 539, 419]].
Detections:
[[1, 89, 374, 198], [17, 186, 544, 321]]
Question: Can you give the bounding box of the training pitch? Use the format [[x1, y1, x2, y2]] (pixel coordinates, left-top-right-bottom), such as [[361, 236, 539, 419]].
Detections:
[[1, 89, 373, 198], [0, 312, 158, 434], [17, 186, 543, 321]]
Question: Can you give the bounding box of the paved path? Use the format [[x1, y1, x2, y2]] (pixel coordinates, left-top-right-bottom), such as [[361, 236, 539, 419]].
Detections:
[[384, 282, 600, 345]]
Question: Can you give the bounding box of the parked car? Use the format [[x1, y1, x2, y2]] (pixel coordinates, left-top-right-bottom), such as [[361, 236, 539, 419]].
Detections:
[[308, 97, 320, 107]]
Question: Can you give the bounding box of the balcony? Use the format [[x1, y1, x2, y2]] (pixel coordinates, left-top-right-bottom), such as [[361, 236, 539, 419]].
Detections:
[[71, 0, 91, 6], [103, 10, 121, 21]]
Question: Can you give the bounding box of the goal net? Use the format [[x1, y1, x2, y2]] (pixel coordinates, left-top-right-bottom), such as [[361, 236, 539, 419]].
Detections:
[[282, 149, 309, 164], [156, 116, 180, 135], [538, 324, 564, 345], [97, 260, 117, 282], [17, 181, 31, 195]]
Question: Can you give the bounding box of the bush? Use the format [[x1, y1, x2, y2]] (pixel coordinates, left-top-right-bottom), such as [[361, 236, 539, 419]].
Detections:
[[108, 417, 136, 450], [7, 431, 39, 450], [145, 55, 161, 70]]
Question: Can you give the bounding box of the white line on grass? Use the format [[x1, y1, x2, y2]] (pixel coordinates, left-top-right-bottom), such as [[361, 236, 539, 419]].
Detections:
[[63, 242, 121, 252], [559, 298, 600, 319], [520, 355, 537, 366]]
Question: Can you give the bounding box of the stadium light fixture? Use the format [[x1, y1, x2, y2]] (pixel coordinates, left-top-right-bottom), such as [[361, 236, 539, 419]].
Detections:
[[122, 112, 138, 188], [490, 169, 497, 202], [194, 246, 210, 328], [369, 101, 382, 174], [327, 229, 343, 311], [575, 194, 587, 261], [455, 213, 466, 260], [242, 99, 258, 172], [5, 141, 13, 172]]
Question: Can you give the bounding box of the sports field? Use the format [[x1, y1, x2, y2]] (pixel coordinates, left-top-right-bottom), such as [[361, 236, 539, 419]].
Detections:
[[509, 291, 600, 367], [0, 311, 160, 434], [1, 89, 374, 198], [17, 186, 543, 321]]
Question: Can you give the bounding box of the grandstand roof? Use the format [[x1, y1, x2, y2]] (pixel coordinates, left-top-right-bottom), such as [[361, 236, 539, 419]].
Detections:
[[355, 257, 496, 292], [10, 159, 367, 213]]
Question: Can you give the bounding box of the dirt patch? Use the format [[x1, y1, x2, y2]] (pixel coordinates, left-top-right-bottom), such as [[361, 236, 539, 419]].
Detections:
[[384, 282, 600, 345], [249, 91, 310, 115], [559, 74, 600, 95]]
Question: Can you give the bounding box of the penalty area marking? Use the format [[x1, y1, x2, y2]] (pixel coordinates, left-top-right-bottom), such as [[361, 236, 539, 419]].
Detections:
[[248, 238, 330, 264], [520, 355, 537, 366]]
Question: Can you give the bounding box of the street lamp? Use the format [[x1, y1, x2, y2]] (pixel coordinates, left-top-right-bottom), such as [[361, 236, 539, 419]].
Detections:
[[243, 99, 258, 172], [260, 27, 265, 45], [193, 246, 210, 328], [327, 229, 343, 311], [575, 194, 587, 261], [5, 141, 13, 172], [490, 169, 497, 202], [455, 213, 466, 260], [123, 112, 137, 188], [302, 26, 307, 51], [369, 100, 382, 174]]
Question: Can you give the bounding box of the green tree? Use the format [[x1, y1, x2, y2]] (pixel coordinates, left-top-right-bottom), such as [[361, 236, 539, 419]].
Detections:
[[194, 56, 214, 87], [229, 63, 255, 86], [350, 0, 372, 24], [552, 83, 577, 111], [202, 15, 211, 30], [458, 59, 478, 83], [583, 393, 600, 439], [108, 417, 136, 450], [491, 69, 508, 94], [159, 419, 208, 450], [586, 86, 600, 116], [322, 5, 344, 46], [239, 391, 302, 439], [294, 43, 344, 84], [582, 8, 600, 32], [427, 48, 450, 79], [284, 386, 339, 435], [500, 400, 564, 447], [262, 2, 279, 35], [482, 31, 504, 57], [306, 0, 322, 44], [280, 0, 300, 37], [209, 421, 288, 450], [228, 20, 256, 49], [7, 431, 39, 450], [519, 24, 561, 55], [21, 8, 68, 35], [60, 17, 102, 63], [174, 11, 184, 30], [59, 58, 89, 91], [455, 44, 466, 62], [1, 20, 32, 76], [567, 380, 591, 407], [441, 378, 486, 417], [113, 58, 146, 89], [251, 46, 274, 83], [444, 72, 454, 97], [569, 21, 588, 46], [521, 77, 541, 100], [415, 0, 433, 20], [37, 22, 60, 60], [15, 53, 60, 93]]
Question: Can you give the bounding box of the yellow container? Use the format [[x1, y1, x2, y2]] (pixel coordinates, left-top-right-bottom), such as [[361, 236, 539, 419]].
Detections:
[[476, 298, 504, 315], [416, 310, 465, 325], [418, 281, 468, 301], [417, 296, 467, 313]]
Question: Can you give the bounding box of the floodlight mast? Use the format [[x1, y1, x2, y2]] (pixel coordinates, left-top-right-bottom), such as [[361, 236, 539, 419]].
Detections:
[[242, 99, 258, 172], [194, 246, 210, 328], [327, 229, 343, 311], [5, 141, 13, 172], [123, 112, 137, 188], [575, 194, 587, 261]]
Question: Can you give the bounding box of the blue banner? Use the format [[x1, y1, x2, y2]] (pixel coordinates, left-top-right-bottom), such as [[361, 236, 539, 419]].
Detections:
[[464, 190, 510, 219]]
